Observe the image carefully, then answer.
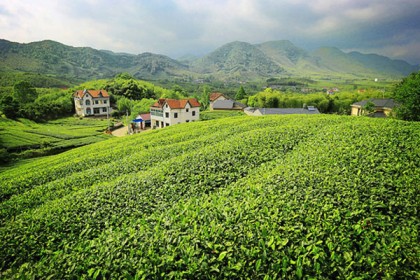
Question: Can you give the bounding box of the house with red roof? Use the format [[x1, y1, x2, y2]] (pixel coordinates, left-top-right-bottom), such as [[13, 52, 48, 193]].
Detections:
[[150, 98, 201, 128], [73, 89, 111, 117]]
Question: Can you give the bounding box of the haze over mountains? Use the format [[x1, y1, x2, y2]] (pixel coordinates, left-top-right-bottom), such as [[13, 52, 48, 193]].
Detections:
[[0, 39, 418, 84]]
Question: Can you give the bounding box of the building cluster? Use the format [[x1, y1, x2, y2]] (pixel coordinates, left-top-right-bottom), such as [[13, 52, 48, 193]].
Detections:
[[72, 88, 397, 133]]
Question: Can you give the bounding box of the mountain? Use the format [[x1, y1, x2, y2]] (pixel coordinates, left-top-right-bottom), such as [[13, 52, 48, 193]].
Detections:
[[0, 39, 190, 83], [311, 47, 378, 76], [255, 40, 325, 74], [347, 51, 418, 76], [190, 41, 284, 79], [0, 39, 418, 84]]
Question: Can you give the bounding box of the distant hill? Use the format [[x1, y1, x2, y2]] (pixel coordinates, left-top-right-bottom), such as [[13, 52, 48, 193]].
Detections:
[[255, 40, 325, 74], [0, 39, 190, 83], [0, 39, 418, 84], [190, 41, 285, 80], [347, 51, 418, 76]]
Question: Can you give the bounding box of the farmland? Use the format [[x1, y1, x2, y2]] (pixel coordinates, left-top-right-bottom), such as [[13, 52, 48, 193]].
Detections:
[[0, 114, 419, 279], [0, 117, 111, 162]]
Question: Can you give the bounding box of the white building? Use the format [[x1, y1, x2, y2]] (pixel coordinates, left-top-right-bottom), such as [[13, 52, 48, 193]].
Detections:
[[150, 98, 201, 128], [73, 89, 111, 117]]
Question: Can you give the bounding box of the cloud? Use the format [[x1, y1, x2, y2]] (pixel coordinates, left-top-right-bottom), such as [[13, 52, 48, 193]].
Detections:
[[0, 0, 419, 64]]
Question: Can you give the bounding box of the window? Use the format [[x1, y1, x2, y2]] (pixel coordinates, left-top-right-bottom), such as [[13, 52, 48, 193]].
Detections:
[[165, 112, 169, 118], [94, 108, 100, 114], [186, 108, 189, 112], [104, 100, 107, 104], [155, 120, 159, 126], [85, 100, 91, 106], [166, 123, 169, 126], [174, 112, 178, 118], [86, 108, 92, 115], [95, 100, 99, 105], [186, 120, 190, 123], [102, 107, 107, 113], [192, 110, 196, 116]]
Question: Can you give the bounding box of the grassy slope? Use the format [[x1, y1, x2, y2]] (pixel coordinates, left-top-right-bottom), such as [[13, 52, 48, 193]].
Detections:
[[0, 115, 419, 278], [0, 117, 111, 159]]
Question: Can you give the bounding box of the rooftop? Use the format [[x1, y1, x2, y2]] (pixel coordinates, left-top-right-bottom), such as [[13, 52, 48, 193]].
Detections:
[[352, 98, 396, 108], [151, 98, 201, 109], [74, 89, 109, 98], [246, 107, 320, 115]]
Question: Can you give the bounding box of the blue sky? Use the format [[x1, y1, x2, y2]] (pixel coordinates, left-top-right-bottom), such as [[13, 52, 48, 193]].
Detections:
[[1, 0, 420, 64]]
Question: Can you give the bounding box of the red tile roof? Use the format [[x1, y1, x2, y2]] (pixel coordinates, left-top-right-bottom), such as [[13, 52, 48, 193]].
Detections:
[[151, 98, 201, 109], [74, 89, 109, 98], [139, 113, 151, 121], [209, 92, 226, 101]]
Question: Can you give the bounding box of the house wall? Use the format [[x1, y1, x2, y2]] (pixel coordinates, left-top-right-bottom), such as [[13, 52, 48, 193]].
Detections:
[[384, 108, 393, 116], [351, 105, 393, 117], [351, 106, 362, 116]]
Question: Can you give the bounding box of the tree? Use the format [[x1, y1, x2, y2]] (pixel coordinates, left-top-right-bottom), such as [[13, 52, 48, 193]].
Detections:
[[200, 86, 210, 110], [235, 86, 246, 100], [393, 71, 420, 121], [12, 81, 37, 104], [362, 101, 375, 116], [0, 94, 20, 119], [117, 97, 134, 116]]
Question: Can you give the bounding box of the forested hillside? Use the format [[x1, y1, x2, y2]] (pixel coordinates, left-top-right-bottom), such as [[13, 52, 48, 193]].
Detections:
[[0, 39, 418, 84], [1, 115, 418, 279]]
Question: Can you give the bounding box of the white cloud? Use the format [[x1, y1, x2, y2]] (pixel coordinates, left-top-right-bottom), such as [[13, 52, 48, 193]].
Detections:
[[0, 0, 419, 63]]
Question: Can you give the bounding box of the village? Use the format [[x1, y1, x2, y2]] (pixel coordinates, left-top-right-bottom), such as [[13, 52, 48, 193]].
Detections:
[[73, 88, 397, 136]]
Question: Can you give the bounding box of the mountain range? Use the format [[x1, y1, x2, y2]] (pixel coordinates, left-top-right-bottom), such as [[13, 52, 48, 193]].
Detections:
[[0, 39, 418, 84]]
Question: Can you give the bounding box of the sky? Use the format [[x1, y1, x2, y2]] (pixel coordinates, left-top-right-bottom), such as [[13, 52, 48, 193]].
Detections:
[[1, 0, 420, 64]]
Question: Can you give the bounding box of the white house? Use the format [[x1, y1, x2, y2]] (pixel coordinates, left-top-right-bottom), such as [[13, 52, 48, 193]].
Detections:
[[73, 89, 111, 117], [150, 98, 201, 128]]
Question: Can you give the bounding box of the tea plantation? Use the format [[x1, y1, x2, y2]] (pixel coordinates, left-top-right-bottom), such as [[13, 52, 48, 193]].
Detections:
[[0, 115, 419, 279]]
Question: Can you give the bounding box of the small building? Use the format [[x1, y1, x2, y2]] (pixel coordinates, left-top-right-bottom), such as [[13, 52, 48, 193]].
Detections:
[[212, 99, 246, 111], [244, 106, 320, 116], [209, 92, 245, 111], [139, 113, 151, 127], [73, 89, 111, 117], [150, 98, 201, 128], [209, 92, 229, 110], [351, 98, 396, 117]]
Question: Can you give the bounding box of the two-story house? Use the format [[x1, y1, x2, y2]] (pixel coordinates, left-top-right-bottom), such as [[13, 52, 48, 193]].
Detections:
[[73, 89, 111, 117], [150, 98, 201, 128]]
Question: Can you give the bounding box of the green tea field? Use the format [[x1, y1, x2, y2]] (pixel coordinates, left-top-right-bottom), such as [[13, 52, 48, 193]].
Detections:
[[0, 117, 111, 161], [0, 115, 419, 279]]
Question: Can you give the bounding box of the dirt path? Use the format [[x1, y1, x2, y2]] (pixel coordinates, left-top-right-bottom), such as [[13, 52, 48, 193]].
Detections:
[[111, 126, 129, 137], [111, 126, 151, 137]]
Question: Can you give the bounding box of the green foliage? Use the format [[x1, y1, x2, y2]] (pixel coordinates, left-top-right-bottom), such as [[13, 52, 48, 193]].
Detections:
[[0, 71, 72, 88], [235, 85, 246, 100], [13, 81, 37, 104], [248, 88, 392, 114], [199, 85, 210, 110], [0, 115, 419, 279], [200, 110, 245, 120], [362, 101, 376, 116], [393, 71, 420, 121]]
